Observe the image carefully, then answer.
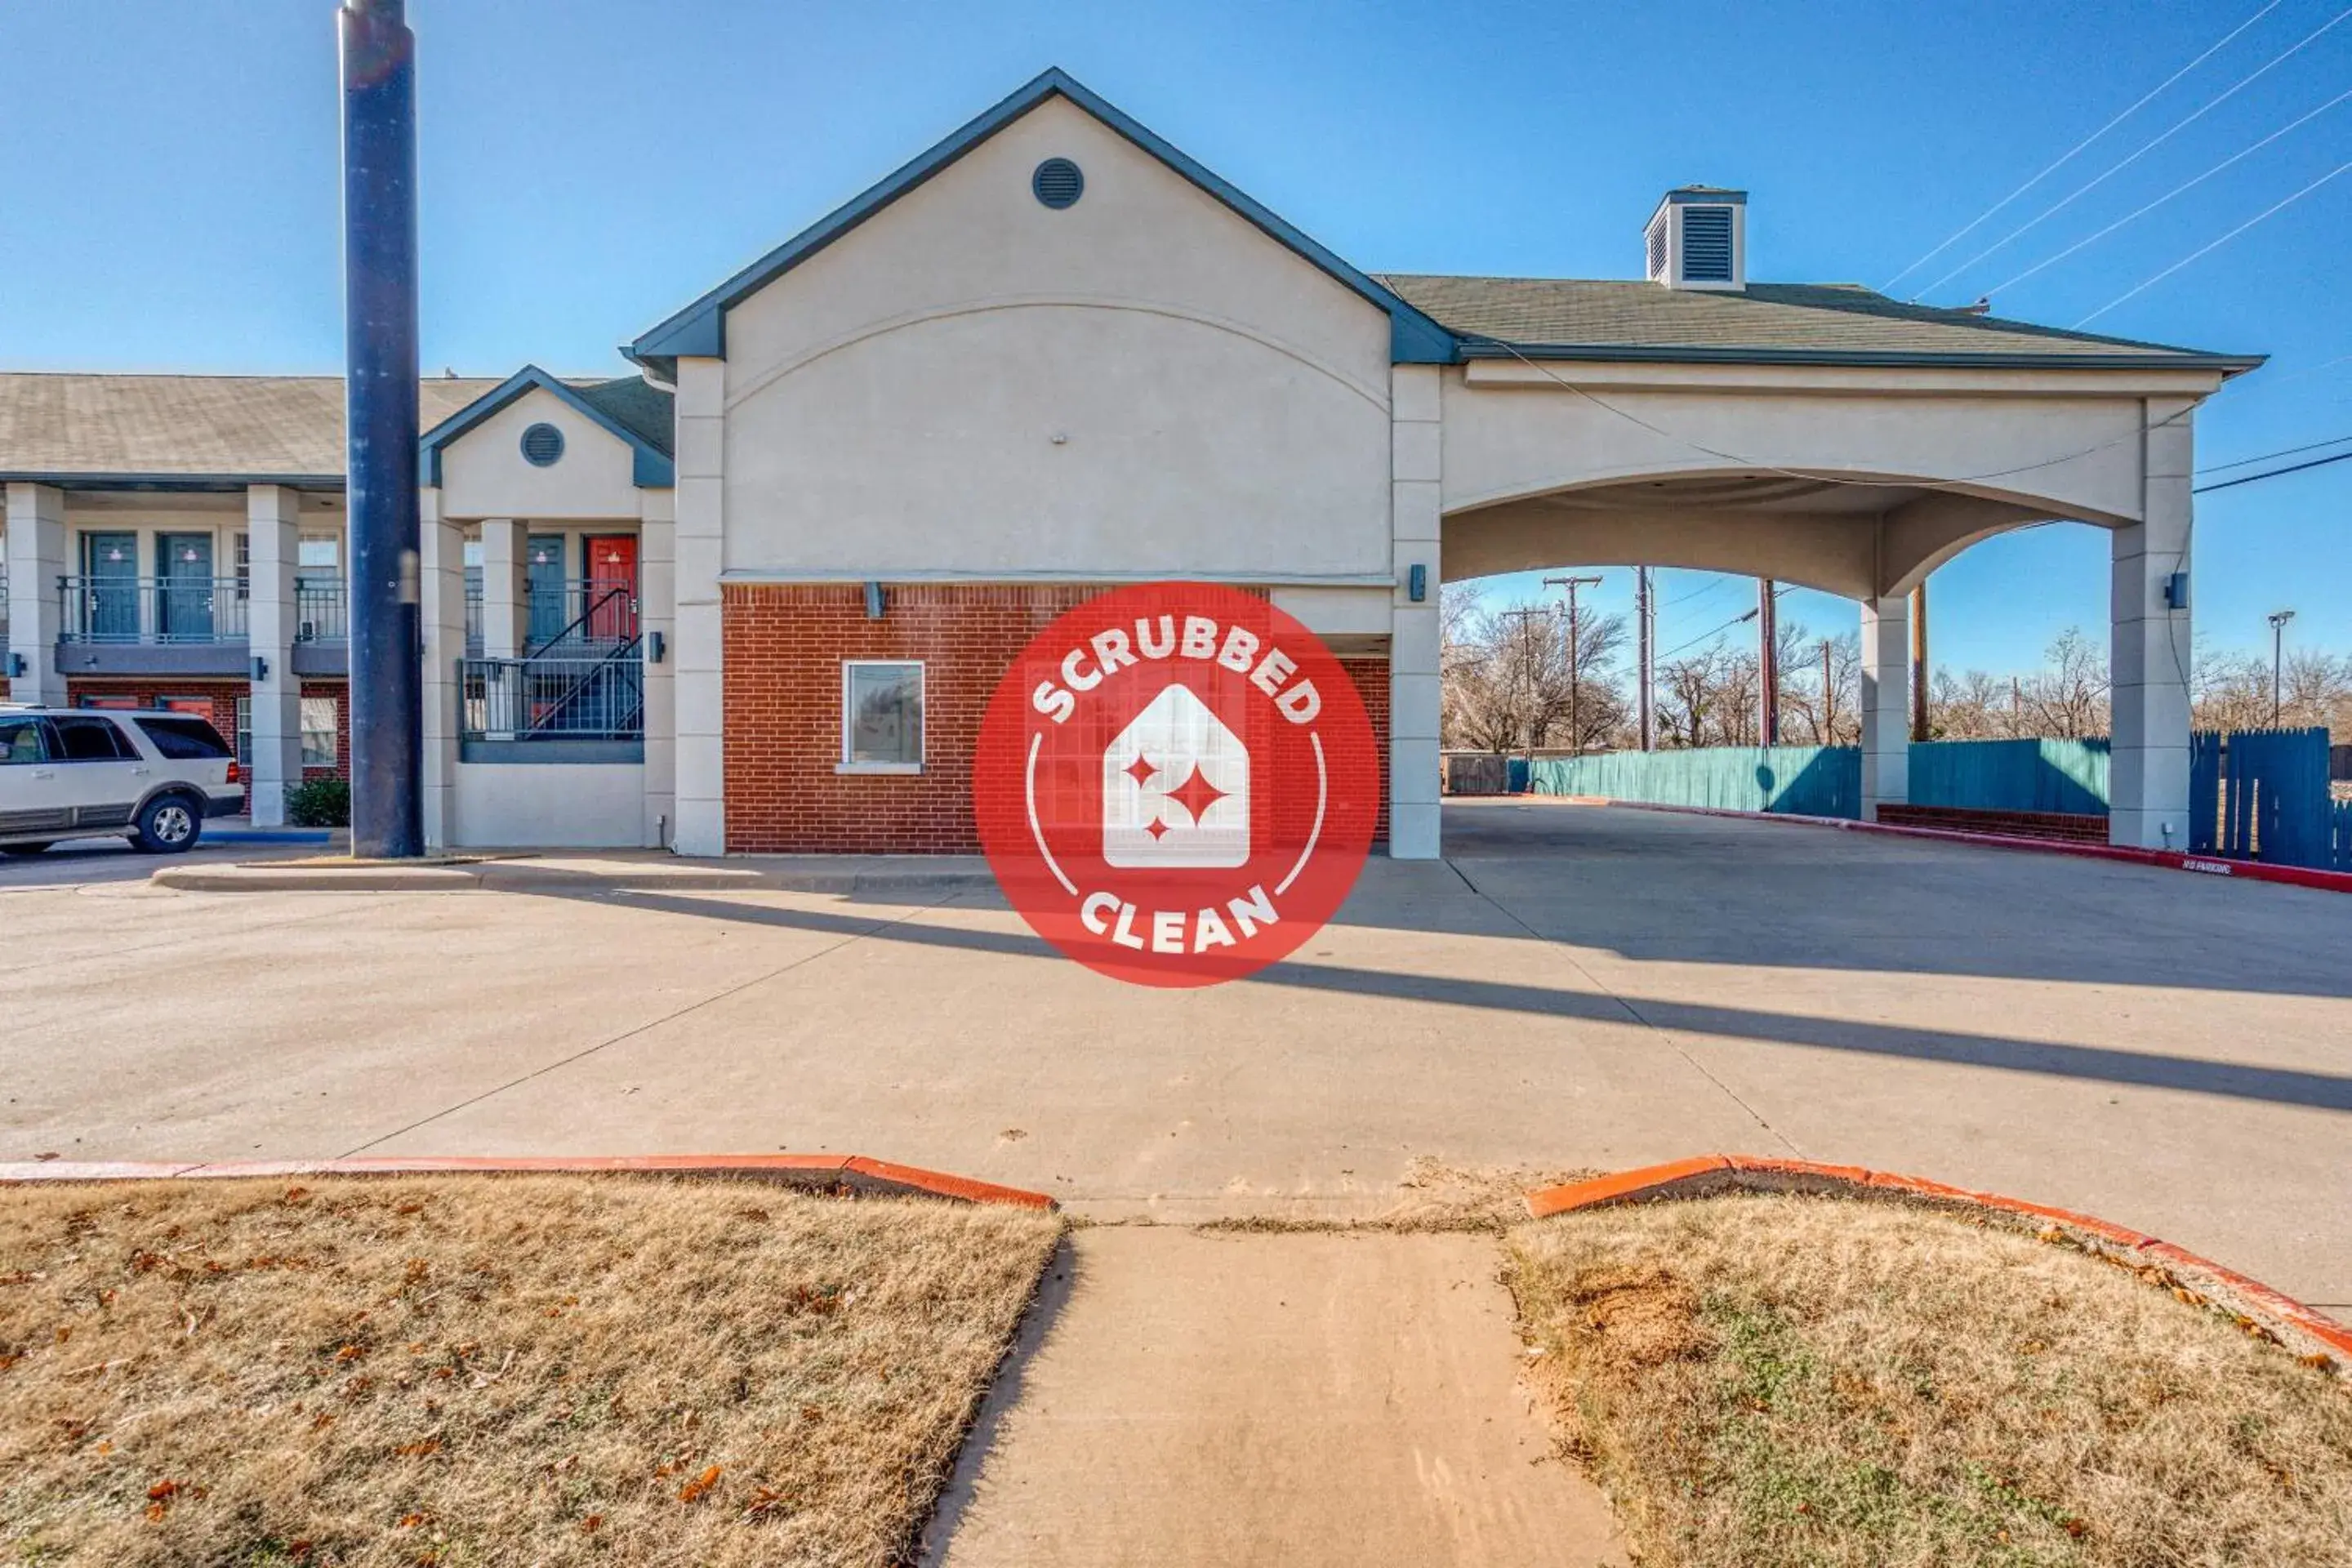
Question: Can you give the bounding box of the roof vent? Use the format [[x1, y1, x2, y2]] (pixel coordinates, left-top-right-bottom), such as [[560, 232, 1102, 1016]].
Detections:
[[1031, 158, 1085, 210], [520, 422, 565, 466], [1645, 187, 1747, 291]]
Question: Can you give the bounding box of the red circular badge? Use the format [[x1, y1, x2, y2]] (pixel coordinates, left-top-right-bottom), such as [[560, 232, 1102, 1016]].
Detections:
[[976, 582, 1380, 987]]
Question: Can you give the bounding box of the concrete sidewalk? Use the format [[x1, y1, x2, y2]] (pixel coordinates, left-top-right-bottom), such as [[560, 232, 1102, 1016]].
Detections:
[[150, 849, 996, 895], [927, 1227, 1624, 1568]]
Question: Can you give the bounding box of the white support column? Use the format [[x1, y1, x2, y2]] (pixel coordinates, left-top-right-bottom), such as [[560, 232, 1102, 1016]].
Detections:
[[639, 487, 677, 849], [672, 357, 727, 857], [418, 487, 463, 849], [1388, 364, 1443, 859], [2109, 399, 2195, 849], [6, 483, 68, 707], [243, 484, 302, 825], [479, 518, 527, 660], [1859, 594, 1909, 820]]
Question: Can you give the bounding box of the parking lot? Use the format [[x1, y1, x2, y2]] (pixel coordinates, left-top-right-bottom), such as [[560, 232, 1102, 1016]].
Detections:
[[6, 799, 2349, 1306]]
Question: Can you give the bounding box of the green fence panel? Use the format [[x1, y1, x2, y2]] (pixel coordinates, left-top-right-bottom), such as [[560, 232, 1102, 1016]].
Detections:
[[1528, 745, 1861, 817], [1907, 737, 2110, 813]]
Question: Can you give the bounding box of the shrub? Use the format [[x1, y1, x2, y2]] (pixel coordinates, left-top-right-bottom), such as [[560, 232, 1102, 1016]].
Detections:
[[285, 777, 350, 828]]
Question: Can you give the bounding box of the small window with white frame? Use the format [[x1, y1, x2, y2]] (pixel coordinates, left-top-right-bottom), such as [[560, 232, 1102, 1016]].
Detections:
[[840, 661, 924, 773]]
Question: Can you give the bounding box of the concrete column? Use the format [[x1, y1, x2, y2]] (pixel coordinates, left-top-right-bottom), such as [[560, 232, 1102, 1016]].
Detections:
[[639, 487, 677, 849], [1859, 594, 1909, 819], [672, 358, 727, 857], [418, 487, 463, 849], [2109, 399, 2195, 849], [5, 483, 68, 706], [479, 518, 527, 660], [1388, 364, 1443, 860], [243, 484, 303, 825]]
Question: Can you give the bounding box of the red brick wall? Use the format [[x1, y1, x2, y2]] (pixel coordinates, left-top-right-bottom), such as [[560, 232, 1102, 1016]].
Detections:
[[721, 584, 1395, 855], [1338, 655, 1391, 846], [64, 679, 350, 780]]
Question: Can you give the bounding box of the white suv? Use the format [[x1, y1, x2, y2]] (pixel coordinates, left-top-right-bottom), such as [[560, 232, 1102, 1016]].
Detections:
[[0, 706, 245, 856]]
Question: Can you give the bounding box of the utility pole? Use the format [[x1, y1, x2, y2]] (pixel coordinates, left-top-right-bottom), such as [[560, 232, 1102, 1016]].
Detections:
[[1819, 639, 1833, 744], [1543, 573, 1604, 753], [2269, 609, 2296, 726], [1635, 567, 1655, 751], [1909, 579, 1931, 742], [341, 0, 422, 858], [1757, 578, 1780, 745], [1496, 606, 1546, 760]]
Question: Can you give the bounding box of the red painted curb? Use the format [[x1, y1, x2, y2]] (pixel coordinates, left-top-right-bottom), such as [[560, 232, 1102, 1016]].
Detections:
[[1521, 794, 2352, 894], [0, 1154, 1056, 1211], [1524, 1156, 2352, 1368]]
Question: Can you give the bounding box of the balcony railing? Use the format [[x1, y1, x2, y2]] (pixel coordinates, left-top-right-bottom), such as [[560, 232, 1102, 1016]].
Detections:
[[295, 577, 346, 643], [58, 575, 249, 644], [460, 649, 644, 742]]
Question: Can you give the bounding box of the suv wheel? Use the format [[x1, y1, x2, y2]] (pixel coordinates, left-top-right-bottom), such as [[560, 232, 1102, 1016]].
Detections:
[[133, 795, 203, 854]]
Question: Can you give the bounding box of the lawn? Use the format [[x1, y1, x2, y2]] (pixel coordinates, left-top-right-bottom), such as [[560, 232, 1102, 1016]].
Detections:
[[1506, 1192, 2352, 1568], [0, 1174, 1061, 1567]]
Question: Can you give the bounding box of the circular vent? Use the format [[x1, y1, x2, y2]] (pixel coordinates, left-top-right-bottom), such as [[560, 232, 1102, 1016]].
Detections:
[[519, 422, 565, 466], [1031, 158, 1084, 210]]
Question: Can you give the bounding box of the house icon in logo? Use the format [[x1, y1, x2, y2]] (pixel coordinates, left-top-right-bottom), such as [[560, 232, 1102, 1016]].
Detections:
[[1102, 684, 1250, 868]]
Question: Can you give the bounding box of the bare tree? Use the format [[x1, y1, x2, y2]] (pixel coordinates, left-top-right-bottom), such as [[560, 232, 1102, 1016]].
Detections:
[[1441, 596, 1632, 753], [1927, 667, 2018, 739], [2014, 627, 2109, 738], [1779, 627, 1862, 746]]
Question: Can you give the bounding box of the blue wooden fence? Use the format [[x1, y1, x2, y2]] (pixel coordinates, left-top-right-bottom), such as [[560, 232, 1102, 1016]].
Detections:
[[1908, 737, 2109, 814], [2190, 726, 2342, 869], [1528, 745, 1862, 817]]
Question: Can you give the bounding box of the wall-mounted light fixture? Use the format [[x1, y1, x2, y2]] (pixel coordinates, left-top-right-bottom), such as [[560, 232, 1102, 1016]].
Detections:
[[251, 655, 270, 682], [1408, 564, 1428, 603], [2163, 571, 2190, 611], [864, 581, 886, 620], [7, 653, 26, 679], [648, 630, 666, 665]]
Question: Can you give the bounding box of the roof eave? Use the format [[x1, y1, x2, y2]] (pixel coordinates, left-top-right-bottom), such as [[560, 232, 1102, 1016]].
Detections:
[[626, 67, 1459, 369], [417, 365, 675, 488], [0, 471, 346, 493], [1454, 341, 2265, 376]]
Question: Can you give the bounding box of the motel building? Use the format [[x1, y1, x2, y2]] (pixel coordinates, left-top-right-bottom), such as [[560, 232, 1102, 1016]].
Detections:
[[3, 69, 2256, 858]]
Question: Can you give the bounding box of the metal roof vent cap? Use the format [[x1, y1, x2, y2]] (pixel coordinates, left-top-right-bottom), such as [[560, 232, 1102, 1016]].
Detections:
[[1646, 187, 1747, 291]]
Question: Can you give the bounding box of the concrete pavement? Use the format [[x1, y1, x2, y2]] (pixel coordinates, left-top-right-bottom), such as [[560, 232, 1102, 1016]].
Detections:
[[3, 800, 2348, 1307], [926, 1227, 1624, 1568]]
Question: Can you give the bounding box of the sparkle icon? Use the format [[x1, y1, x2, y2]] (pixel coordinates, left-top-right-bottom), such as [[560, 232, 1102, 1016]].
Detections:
[[1101, 683, 1249, 868]]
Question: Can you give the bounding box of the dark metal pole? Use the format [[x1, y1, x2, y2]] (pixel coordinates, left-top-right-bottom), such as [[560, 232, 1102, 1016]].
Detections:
[[1757, 578, 1779, 745], [341, 0, 422, 857]]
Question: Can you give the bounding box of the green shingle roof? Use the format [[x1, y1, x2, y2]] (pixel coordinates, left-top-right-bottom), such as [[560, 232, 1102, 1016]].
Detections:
[[1373, 276, 2261, 372]]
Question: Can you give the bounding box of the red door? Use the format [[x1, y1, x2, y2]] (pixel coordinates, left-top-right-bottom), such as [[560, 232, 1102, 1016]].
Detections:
[[583, 535, 639, 643]]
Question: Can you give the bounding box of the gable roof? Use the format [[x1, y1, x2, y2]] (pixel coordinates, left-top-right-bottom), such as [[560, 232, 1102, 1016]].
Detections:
[[625, 67, 1456, 379], [418, 366, 675, 488], [1376, 276, 2261, 374], [0, 373, 504, 490]]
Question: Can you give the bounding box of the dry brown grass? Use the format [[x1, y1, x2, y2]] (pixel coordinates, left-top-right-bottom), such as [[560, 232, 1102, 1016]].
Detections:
[[0, 1175, 1060, 1567], [1506, 1193, 2352, 1567]]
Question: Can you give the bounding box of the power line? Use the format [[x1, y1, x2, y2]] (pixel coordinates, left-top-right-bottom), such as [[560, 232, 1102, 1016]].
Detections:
[[1879, 0, 2284, 291], [2193, 444, 2352, 491], [2078, 157, 2352, 324], [1659, 607, 1758, 663], [1913, 2, 2352, 299], [1984, 83, 2352, 297], [2197, 430, 2352, 473]]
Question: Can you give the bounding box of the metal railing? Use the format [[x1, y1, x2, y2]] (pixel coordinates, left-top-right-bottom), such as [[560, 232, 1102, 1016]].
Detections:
[[58, 575, 249, 644], [528, 579, 638, 651], [460, 648, 644, 742], [295, 577, 346, 643]]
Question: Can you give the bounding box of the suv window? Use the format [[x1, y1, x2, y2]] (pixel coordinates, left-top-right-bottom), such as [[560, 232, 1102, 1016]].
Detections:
[[135, 715, 233, 760], [0, 716, 46, 765], [47, 715, 136, 762]]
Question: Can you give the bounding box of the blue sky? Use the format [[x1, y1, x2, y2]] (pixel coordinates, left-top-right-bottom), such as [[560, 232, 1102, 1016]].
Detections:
[[3, 0, 2345, 672]]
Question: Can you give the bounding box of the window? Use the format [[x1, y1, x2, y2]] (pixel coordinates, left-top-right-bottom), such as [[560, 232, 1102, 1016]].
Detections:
[[234, 532, 251, 601], [840, 662, 924, 772], [48, 715, 136, 761], [235, 695, 251, 769], [136, 716, 232, 760], [301, 695, 338, 769], [297, 537, 340, 570], [0, 717, 45, 765]]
